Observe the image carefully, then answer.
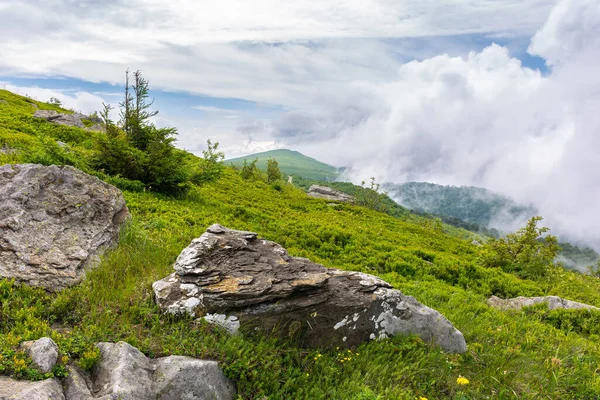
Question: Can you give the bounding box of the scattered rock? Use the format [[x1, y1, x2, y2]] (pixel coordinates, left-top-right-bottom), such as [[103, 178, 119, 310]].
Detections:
[[153, 225, 466, 353], [89, 342, 235, 400], [307, 185, 355, 203], [471, 240, 482, 246], [1, 341, 235, 400], [0, 377, 65, 400], [488, 295, 600, 311], [0, 99, 8, 105], [20, 337, 59, 373], [0, 147, 16, 155], [0, 164, 130, 291], [33, 110, 85, 129]]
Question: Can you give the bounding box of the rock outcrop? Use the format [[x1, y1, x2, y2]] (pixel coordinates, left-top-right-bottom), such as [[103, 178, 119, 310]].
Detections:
[[488, 295, 600, 311], [307, 185, 355, 203], [0, 341, 235, 400], [153, 224, 466, 353], [0, 164, 129, 290], [33, 110, 86, 129], [33, 110, 105, 131]]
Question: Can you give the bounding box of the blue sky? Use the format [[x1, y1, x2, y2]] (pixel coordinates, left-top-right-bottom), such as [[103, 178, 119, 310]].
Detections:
[[2, 0, 600, 246]]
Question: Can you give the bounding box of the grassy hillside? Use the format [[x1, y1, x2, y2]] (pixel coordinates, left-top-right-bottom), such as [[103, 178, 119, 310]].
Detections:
[[3, 89, 600, 398], [226, 149, 340, 181]]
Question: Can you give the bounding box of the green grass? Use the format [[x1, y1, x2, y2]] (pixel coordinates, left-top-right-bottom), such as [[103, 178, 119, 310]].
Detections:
[[226, 149, 340, 181], [2, 89, 600, 398]]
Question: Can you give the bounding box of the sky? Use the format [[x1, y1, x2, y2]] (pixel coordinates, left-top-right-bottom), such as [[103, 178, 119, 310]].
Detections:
[[1, 0, 600, 248]]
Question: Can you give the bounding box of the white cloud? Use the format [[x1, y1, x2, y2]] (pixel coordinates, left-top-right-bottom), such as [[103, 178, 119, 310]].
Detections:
[[285, 0, 600, 247]]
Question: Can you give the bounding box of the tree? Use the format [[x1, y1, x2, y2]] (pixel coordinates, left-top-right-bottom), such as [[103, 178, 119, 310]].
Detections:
[[49, 97, 62, 107], [356, 177, 389, 213], [190, 140, 225, 185], [95, 69, 191, 195], [266, 157, 281, 184], [480, 216, 561, 279], [240, 159, 261, 181]]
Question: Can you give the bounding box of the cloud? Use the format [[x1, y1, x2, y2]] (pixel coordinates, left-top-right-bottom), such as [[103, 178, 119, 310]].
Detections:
[[283, 0, 600, 248]]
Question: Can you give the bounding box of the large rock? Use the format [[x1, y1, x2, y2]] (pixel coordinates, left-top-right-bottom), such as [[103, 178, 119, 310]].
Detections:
[[0, 164, 129, 290], [488, 295, 600, 311], [307, 185, 355, 203], [90, 342, 235, 400], [20, 337, 59, 373], [0, 377, 65, 400], [153, 225, 466, 353], [33, 110, 85, 129]]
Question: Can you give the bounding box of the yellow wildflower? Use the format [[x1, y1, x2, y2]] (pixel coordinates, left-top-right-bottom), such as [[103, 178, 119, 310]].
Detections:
[[456, 376, 470, 385], [418, 397, 428, 400]]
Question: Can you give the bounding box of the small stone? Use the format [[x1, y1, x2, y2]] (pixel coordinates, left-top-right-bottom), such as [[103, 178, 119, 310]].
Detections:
[[23, 337, 59, 373]]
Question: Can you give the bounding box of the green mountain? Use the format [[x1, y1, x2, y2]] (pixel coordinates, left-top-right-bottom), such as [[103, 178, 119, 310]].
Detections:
[[3, 89, 600, 398], [226, 149, 340, 181], [384, 181, 537, 228]]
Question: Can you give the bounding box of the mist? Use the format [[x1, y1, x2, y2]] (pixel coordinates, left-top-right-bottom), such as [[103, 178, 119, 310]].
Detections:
[[291, 0, 600, 250]]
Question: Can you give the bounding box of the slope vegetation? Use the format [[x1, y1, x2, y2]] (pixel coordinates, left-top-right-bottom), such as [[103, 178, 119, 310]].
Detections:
[[2, 90, 600, 399]]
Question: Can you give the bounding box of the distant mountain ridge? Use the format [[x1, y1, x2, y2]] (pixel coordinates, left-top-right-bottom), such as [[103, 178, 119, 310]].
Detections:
[[383, 181, 538, 229], [226, 149, 340, 181]]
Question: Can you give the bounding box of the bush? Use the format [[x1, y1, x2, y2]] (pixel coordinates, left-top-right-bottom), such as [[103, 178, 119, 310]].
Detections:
[[479, 216, 560, 279]]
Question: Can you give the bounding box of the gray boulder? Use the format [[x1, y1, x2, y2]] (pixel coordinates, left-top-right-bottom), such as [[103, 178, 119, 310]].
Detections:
[[307, 185, 355, 203], [0, 164, 129, 290], [1, 342, 235, 400], [0, 99, 8, 105], [0, 377, 65, 400], [33, 110, 85, 128], [488, 295, 600, 311], [89, 342, 235, 400], [20, 337, 59, 373], [153, 225, 466, 353]]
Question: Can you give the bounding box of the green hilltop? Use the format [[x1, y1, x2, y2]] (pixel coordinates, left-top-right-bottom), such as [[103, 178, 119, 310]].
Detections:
[[226, 148, 340, 181], [3, 88, 600, 398]]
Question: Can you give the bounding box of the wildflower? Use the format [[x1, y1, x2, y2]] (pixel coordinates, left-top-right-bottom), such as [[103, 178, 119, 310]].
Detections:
[[418, 397, 428, 400], [456, 376, 470, 385]]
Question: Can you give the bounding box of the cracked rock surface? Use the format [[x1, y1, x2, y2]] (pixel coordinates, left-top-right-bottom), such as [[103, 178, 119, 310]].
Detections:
[[153, 224, 466, 353], [0, 164, 129, 291]]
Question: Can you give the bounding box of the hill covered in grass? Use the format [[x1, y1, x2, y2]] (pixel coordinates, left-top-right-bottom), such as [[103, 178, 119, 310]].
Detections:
[[226, 148, 340, 181], [3, 89, 600, 398]]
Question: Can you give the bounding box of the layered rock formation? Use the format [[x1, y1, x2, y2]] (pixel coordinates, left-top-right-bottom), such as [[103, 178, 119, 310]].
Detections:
[[0, 164, 129, 290], [307, 185, 355, 203], [153, 224, 466, 353]]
